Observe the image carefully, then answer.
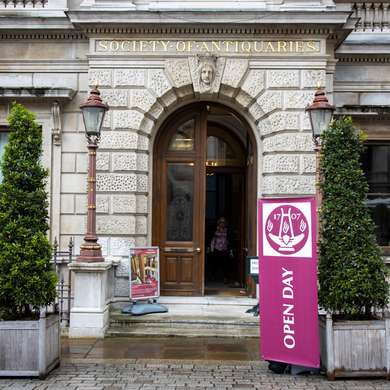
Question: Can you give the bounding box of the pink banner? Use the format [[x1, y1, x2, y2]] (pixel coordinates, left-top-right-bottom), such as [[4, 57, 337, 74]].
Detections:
[[259, 197, 319, 368]]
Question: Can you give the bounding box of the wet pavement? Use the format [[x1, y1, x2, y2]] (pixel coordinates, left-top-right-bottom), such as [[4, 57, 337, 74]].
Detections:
[[0, 337, 389, 389], [61, 337, 260, 361]]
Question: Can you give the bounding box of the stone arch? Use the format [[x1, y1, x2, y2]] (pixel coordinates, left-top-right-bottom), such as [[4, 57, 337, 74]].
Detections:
[[134, 58, 273, 152], [89, 60, 321, 252]]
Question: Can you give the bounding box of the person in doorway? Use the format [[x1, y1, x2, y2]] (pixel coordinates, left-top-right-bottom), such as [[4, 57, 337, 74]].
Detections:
[[210, 217, 233, 283]]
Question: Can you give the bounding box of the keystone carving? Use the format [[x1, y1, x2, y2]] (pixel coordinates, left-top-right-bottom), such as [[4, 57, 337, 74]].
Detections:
[[189, 54, 225, 94]]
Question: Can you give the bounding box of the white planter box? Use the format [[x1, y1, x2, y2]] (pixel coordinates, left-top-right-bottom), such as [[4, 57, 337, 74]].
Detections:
[[320, 314, 390, 379], [0, 311, 60, 378]]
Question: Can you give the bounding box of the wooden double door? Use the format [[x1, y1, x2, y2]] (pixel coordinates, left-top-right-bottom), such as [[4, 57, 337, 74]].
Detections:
[[153, 104, 251, 296]]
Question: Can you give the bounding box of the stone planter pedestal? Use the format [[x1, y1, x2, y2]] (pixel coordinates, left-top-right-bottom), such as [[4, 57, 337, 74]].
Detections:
[[68, 260, 112, 338], [0, 311, 60, 378], [320, 313, 390, 380]]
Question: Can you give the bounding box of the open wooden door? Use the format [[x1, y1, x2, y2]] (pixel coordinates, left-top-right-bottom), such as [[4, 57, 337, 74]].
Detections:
[[153, 107, 207, 296]]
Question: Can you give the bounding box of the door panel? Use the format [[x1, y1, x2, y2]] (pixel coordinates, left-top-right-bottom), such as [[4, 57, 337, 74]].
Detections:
[[154, 109, 206, 296]]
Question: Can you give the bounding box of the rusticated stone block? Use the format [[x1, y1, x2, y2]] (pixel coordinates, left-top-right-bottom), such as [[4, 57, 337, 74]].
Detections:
[[136, 194, 148, 213], [263, 155, 299, 173], [100, 89, 128, 107], [258, 112, 300, 135], [96, 195, 110, 214], [285, 91, 314, 109], [112, 152, 137, 171], [115, 258, 131, 277], [148, 69, 171, 97], [262, 175, 315, 195], [241, 70, 265, 98], [102, 111, 112, 129], [166, 58, 192, 88], [137, 174, 149, 192], [221, 59, 248, 88], [112, 194, 137, 214], [235, 90, 253, 108], [248, 103, 265, 122], [137, 135, 149, 151], [268, 70, 299, 88], [160, 89, 177, 108], [136, 216, 148, 235], [263, 133, 312, 153], [96, 173, 137, 192], [114, 69, 145, 87], [135, 236, 147, 247], [130, 89, 157, 113], [100, 131, 138, 150], [96, 215, 136, 235], [140, 117, 155, 135], [96, 152, 110, 171], [113, 110, 144, 130], [110, 237, 136, 258], [257, 91, 282, 114], [301, 155, 316, 173], [89, 69, 112, 87], [302, 69, 326, 88], [137, 153, 149, 172]]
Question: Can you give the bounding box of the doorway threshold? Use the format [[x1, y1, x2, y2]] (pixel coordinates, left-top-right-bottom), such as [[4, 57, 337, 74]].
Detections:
[[158, 296, 256, 306]]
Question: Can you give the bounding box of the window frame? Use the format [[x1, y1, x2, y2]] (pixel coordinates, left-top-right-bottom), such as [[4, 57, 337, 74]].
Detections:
[[362, 140, 390, 256]]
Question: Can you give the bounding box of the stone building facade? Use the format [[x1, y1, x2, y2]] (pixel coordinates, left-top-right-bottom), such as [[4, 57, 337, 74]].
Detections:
[[0, 0, 389, 336]]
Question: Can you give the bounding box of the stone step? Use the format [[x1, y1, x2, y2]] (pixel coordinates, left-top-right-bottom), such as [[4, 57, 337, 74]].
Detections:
[[107, 297, 259, 338]]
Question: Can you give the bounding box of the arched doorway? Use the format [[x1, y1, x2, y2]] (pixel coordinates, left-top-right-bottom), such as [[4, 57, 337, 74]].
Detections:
[[153, 103, 257, 296]]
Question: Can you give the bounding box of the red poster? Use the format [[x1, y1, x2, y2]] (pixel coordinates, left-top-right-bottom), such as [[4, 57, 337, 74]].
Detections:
[[258, 197, 320, 368], [129, 247, 160, 300]]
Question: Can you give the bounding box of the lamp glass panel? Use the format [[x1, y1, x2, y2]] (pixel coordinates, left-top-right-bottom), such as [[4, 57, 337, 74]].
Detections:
[[309, 109, 333, 137], [82, 106, 106, 136]]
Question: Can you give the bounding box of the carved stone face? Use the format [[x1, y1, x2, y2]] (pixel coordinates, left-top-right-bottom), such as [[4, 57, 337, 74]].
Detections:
[[200, 64, 214, 86]]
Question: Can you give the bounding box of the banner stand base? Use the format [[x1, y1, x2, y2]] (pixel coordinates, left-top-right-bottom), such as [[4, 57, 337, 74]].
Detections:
[[121, 302, 168, 316]]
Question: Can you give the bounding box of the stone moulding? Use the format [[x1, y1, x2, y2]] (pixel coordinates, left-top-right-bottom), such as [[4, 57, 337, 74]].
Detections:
[[0, 311, 60, 378], [0, 87, 76, 101], [319, 313, 390, 380]]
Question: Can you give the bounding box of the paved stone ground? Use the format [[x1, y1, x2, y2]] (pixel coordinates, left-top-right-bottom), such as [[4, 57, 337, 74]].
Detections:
[[0, 359, 389, 390]]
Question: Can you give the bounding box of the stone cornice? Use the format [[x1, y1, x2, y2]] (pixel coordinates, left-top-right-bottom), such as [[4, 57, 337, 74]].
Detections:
[[0, 31, 86, 39], [336, 55, 390, 63], [67, 10, 352, 28], [0, 88, 76, 101]]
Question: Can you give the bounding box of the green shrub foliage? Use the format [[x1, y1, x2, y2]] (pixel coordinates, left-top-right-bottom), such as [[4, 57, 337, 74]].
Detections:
[[318, 116, 389, 318], [0, 103, 57, 319]]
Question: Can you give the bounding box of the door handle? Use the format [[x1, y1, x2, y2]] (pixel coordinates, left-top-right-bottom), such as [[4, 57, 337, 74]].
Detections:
[[196, 248, 201, 253]]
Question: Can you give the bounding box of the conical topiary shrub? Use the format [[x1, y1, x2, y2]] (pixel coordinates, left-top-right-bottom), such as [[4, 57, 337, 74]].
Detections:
[[0, 103, 57, 320], [318, 116, 389, 319]]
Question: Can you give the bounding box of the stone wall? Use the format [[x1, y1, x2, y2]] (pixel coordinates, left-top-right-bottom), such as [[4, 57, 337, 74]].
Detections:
[[0, 36, 331, 298], [84, 53, 326, 297]]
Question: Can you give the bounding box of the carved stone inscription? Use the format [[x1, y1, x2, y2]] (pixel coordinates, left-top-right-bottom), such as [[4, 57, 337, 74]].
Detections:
[[95, 39, 320, 54]]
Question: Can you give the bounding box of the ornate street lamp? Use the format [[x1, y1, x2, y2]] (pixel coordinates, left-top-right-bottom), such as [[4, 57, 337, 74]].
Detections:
[[306, 87, 334, 243], [306, 88, 335, 146], [77, 86, 109, 262]]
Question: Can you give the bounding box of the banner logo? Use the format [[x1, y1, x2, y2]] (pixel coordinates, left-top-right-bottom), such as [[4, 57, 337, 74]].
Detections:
[[266, 205, 309, 255]]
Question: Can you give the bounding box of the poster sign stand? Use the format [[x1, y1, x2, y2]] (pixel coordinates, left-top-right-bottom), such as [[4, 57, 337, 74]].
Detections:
[[123, 247, 168, 316], [129, 247, 160, 301], [258, 197, 319, 368]]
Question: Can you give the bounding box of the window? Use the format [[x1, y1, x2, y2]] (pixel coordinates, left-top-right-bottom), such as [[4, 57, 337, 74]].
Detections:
[[0, 130, 9, 183], [362, 142, 390, 251]]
